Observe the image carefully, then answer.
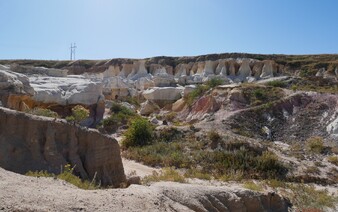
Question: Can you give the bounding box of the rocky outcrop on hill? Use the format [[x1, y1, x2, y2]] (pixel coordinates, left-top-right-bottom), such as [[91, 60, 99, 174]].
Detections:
[[0, 107, 126, 187]]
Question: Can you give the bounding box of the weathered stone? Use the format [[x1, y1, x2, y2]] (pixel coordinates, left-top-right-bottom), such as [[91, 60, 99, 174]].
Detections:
[[0, 107, 126, 187]]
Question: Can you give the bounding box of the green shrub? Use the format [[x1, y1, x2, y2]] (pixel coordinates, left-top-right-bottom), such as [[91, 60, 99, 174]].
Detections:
[[184, 84, 208, 105], [207, 130, 221, 143], [266, 80, 288, 88], [110, 102, 134, 115], [206, 77, 224, 88], [123, 117, 154, 148], [287, 183, 337, 210], [328, 155, 338, 166], [243, 181, 263, 192], [306, 136, 324, 154], [100, 103, 137, 133], [142, 168, 186, 184], [26, 108, 59, 118], [66, 105, 89, 123]]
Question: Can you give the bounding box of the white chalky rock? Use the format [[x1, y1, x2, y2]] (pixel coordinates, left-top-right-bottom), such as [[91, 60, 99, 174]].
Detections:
[[237, 60, 252, 81], [103, 65, 120, 78], [0, 66, 34, 95], [143, 87, 184, 102], [260, 60, 276, 78], [29, 75, 104, 105]]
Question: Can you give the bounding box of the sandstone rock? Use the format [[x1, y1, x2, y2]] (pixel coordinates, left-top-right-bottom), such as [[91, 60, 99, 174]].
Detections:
[[228, 60, 238, 77], [0, 68, 34, 95], [315, 68, 325, 77], [260, 60, 276, 78], [143, 87, 184, 103], [174, 64, 188, 77], [237, 59, 252, 81], [140, 100, 160, 115], [128, 60, 150, 80], [172, 98, 187, 112], [135, 77, 155, 91], [252, 62, 264, 78], [187, 95, 221, 120], [119, 64, 134, 78], [103, 65, 120, 78], [0, 107, 126, 187], [202, 60, 217, 76], [29, 75, 104, 106], [215, 59, 226, 75], [103, 77, 130, 99], [229, 88, 247, 104], [153, 69, 175, 87]]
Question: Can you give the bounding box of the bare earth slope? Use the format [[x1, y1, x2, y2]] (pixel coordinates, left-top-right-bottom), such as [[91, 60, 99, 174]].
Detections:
[[0, 167, 289, 212]]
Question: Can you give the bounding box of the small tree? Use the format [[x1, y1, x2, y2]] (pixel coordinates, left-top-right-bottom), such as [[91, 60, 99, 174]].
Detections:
[[123, 117, 153, 148]]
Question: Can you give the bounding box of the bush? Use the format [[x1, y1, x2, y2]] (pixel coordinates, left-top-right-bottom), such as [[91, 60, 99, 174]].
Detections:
[[206, 77, 224, 88], [26, 108, 59, 118], [306, 136, 324, 154], [243, 181, 263, 192], [142, 168, 186, 184], [66, 105, 89, 123], [328, 155, 338, 166], [266, 80, 288, 88], [123, 118, 154, 148], [184, 84, 208, 105], [110, 102, 133, 115], [207, 130, 221, 143], [100, 102, 137, 133], [287, 183, 337, 210]]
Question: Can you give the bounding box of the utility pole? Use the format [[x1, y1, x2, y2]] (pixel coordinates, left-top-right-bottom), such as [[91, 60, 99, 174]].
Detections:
[[70, 43, 77, 60]]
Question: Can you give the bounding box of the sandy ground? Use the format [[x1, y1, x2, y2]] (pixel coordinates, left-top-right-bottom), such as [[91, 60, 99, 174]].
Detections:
[[0, 166, 281, 212], [1, 158, 337, 212], [122, 158, 159, 178]]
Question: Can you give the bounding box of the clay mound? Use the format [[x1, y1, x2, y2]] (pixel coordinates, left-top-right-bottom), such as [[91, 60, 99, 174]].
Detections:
[[0, 106, 126, 187]]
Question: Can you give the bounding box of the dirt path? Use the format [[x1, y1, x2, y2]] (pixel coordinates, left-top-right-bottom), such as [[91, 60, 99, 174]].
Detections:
[[122, 158, 160, 178]]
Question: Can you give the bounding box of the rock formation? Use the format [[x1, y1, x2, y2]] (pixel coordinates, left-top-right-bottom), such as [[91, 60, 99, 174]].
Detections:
[[0, 106, 126, 187]]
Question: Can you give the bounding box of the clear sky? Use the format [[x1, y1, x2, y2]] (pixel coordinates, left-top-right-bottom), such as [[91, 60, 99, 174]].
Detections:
[[0, 0, 337, 60]]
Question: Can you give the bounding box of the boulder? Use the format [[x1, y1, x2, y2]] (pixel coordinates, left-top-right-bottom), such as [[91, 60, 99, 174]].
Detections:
[[143, 87, 183, 101], [103, 77, 130, 99], [135, 77, 155, 90], [0, 107, 126, 187], [29, 75, 104, 106], [140, 100, 160, 115], [0, 68, 34, 95]]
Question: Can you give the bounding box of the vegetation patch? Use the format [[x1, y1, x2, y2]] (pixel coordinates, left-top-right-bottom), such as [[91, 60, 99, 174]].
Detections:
[[100, 102, 137, 134], [26, 164, 99, 190], [66, 105, 89, 123], [122, 117, 154, 148], [142, 168, 186, 184], [26, 108, 59, 118], [123, 130, 288, 180]]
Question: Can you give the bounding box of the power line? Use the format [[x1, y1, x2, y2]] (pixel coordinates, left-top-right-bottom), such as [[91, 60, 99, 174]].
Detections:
[[70, 43, 77, 60]]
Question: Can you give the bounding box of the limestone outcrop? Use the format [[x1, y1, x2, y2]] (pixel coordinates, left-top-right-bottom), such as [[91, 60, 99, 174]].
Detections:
[[0, 107, 126, 187], [143, 87, 184, 106]]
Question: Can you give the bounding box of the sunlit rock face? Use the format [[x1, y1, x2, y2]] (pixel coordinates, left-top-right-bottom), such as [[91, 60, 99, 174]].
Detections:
[[29, 75, 104, 106], [260, 60, 277, 78], [237, 59, 252, 81]]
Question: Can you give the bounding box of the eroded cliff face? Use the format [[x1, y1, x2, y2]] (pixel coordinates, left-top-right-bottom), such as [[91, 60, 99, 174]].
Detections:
[[0, 107, 126, 187]]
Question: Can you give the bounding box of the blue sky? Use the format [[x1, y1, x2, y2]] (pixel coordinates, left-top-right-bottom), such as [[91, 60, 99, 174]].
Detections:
[[0, 0, 337, 60]]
